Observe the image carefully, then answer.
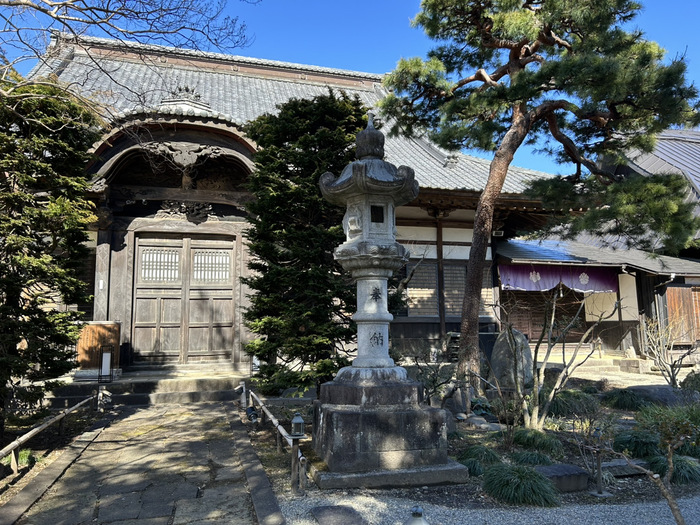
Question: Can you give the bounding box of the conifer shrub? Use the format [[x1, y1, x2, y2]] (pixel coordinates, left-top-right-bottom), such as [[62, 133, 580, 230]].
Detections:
[[512, 428, 564, 456], [483, 464, 559, 506], [510, 450, 553, 466], [613, 430, 661, 458], [647, 455, 700, 485]]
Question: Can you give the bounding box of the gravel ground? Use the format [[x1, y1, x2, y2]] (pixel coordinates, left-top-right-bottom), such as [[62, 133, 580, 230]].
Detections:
[[275, 486, 700, 525]]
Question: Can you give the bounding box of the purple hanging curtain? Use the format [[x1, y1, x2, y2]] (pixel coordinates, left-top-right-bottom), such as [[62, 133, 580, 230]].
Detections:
[[499, 264, 618, 293]]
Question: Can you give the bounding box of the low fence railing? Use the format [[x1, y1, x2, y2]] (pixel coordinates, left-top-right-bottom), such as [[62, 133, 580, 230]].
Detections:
[[246, 388, 308, 495], [0, 393, 98, 475]]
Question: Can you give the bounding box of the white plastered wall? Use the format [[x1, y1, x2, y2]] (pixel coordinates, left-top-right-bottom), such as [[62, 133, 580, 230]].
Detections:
[[584, 272, 638, 322]]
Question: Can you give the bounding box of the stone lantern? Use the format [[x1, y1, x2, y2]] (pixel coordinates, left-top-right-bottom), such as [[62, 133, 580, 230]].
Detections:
[[319, 114, 416, 376], [313, 116, 468, 486]]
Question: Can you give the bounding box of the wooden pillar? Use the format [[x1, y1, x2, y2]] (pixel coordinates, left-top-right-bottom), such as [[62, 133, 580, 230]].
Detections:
[[93, 229, 112, 321], [436, 215, 446, 341]]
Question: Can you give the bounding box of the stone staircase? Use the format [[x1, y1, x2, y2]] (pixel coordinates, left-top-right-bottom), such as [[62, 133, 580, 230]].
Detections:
[[540, 355, 655, 376], [46, 365, 249, 408]]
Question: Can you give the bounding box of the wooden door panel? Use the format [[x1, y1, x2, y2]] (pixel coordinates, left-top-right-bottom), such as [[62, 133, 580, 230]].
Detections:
[[160, 327, 181, 352], [187, 327, 210, 354], [212, 327, 234, 351], [132, 237, 236, 364], [161, 298, 182, 323], [134, 297, 157, 323], [211, 297, 233, 322]]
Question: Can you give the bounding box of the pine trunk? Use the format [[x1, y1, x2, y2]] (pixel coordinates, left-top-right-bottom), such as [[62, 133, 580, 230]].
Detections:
[[457, 110, 530, 400]]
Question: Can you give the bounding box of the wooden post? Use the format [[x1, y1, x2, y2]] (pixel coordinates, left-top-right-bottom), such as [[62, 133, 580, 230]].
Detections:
[[239, 381, 246, 408], [10, 449, 19, 475], [291, 437, 301, 495], [298, 457, 307, 496], [596, 448, 603, 494]]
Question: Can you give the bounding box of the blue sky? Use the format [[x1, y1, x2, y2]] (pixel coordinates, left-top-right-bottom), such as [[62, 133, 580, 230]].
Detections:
[[231, 0, 700, 175]]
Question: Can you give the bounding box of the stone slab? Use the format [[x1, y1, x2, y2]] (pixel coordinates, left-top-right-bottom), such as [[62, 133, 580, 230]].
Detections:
[[98, 492, 142, 522], [312, 459, 469, 489], [535, 464, 589, 492], [601, 458, 648, 477], [311, 505, 368, 525]]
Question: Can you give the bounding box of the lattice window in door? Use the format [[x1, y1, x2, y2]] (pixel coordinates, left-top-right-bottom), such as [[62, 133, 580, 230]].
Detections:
[[192, 250, 231, 283], [140, 248, 180, 282]]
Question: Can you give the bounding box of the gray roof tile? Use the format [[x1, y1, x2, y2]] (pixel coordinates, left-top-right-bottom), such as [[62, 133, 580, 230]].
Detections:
[[31, 34, 554, 194]]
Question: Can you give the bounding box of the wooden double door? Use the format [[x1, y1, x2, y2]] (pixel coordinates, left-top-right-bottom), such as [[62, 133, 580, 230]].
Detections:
[[131, 235, 236, 364]]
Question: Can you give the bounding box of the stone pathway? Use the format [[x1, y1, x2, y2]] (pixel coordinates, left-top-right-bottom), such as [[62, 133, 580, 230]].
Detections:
[[14, 403, 255, 525]]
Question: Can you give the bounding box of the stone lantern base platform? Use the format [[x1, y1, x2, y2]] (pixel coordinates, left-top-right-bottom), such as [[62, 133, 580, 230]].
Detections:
[[312, 371, 469, 486], [311, 458, 470, 489]]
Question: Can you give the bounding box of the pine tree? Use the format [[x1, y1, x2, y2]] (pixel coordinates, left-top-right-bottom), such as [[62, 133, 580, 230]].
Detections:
[[0, 76, 101, 436], [381, 0, 700, 399], [243, 91, 367, 394]]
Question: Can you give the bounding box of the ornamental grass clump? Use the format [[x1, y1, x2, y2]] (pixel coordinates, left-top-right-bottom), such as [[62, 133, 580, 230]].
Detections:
[[547, 390, 600, 419], [512, 428, 564, 456], [613, 430, 661, 458], [461, 458, 484, 477], [647, 455, 700, 485], [458, 444, 502, 465], [601, 388, 649, 411], [483, 463, 559, 507]]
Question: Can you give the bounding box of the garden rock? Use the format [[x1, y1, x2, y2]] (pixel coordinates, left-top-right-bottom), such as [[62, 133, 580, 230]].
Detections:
[[488, 329, 533, 390]]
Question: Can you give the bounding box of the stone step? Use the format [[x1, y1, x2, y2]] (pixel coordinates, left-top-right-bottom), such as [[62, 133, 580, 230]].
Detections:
[[46, 369, 247, 408], [569, 365, 624, 374]]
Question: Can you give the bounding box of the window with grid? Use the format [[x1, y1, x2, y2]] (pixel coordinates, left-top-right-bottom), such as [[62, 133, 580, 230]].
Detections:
[[140, 248, 180, 282], [192, 250, 231, 282]]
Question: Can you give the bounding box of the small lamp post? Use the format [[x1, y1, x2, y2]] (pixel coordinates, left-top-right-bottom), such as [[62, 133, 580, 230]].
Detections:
[[593, 427, 604, 495], [290, 412, 306, 495]]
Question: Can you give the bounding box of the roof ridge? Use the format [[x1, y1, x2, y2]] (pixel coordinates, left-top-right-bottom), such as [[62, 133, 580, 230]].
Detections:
[[50, 31, 384, 82]]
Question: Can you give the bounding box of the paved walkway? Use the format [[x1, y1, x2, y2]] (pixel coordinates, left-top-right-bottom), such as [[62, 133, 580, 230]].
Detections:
[[2, 403, 283, 525]]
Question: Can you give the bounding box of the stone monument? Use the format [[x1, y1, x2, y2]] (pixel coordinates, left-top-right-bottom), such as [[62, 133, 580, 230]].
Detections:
[[313, 116, 468, 487]]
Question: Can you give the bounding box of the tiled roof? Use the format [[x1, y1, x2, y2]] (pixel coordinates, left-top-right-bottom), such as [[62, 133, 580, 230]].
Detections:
[[29, 34, 554, 194], [626, 129, 700, 199], [497, 238, 700, 276]]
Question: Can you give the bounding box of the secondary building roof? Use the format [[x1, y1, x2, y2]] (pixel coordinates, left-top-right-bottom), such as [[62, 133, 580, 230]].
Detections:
[[497, 237, 700, 277], [29, 33, 552, 197]]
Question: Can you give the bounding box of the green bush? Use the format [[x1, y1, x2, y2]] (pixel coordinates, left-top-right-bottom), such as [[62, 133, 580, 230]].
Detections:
[[460, 457, 484, 476], [547, 390, 600, 419], [471, 397, 492, 417], [636, 404, 700, 435], [601, 388, 649, 411], [513, 428, 564, 456], [680, 370, 700, 393], [458, 445, 501, 465], [483, 463, 559, 506], [613, 430, 661, 458], [647, 455, 700, 485], [510, 450, 554, 466]]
